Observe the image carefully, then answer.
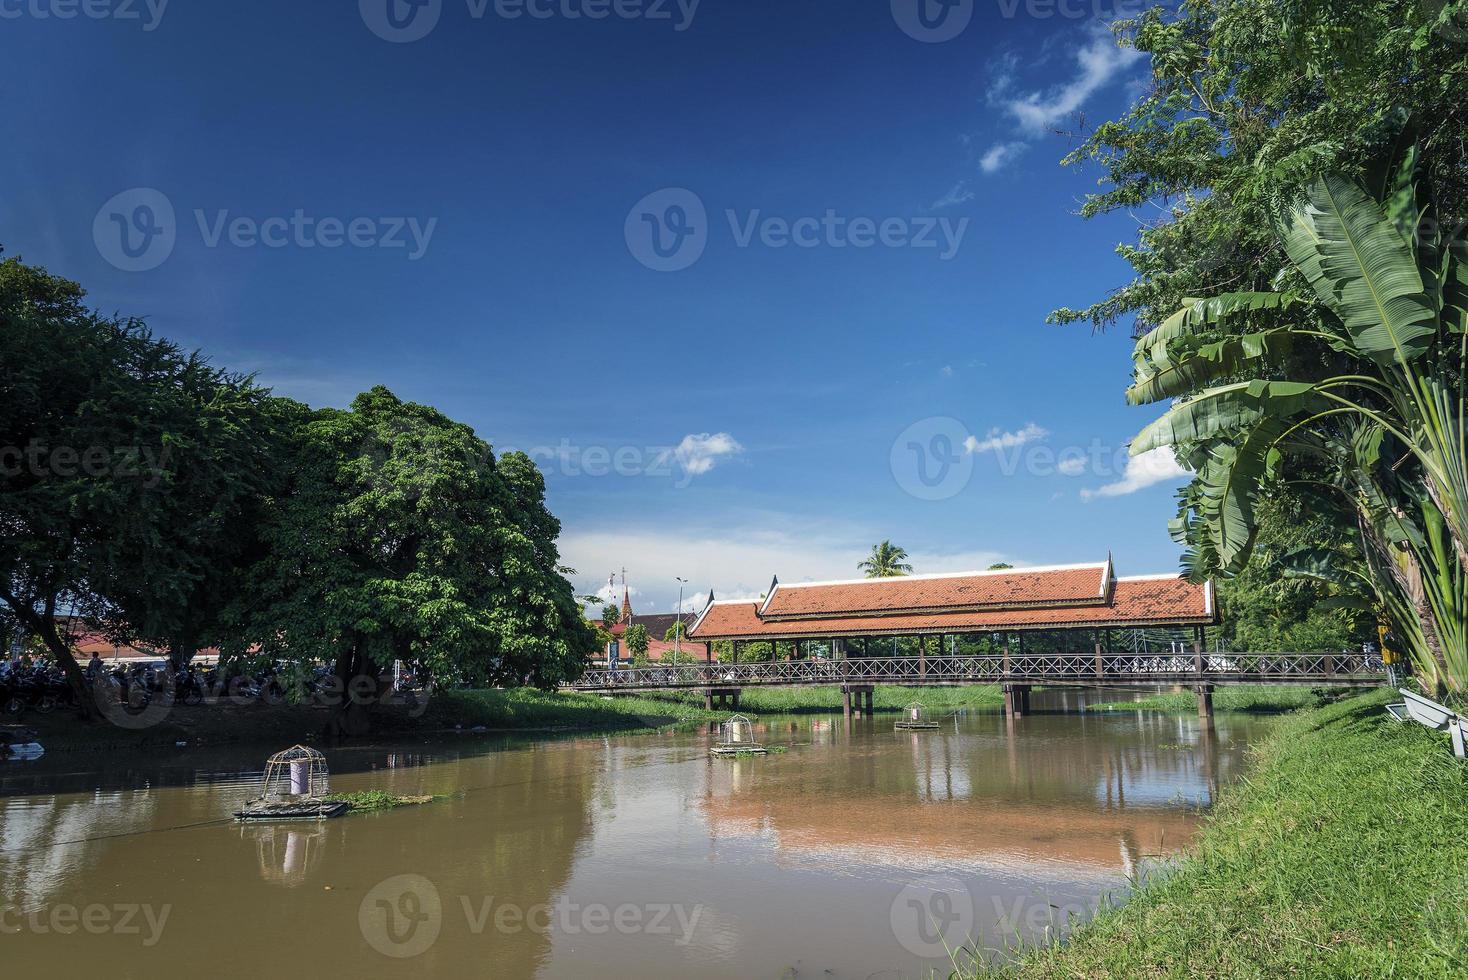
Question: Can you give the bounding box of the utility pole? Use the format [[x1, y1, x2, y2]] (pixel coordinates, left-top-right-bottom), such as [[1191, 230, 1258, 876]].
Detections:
[[674, 576, 687, 666]]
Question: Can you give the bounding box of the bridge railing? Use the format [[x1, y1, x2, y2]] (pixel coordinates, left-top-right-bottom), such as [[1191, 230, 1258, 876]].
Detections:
[[567, 652, 1385, 691]]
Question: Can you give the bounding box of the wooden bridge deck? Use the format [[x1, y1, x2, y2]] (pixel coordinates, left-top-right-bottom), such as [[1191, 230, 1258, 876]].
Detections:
[[567, 652, 1384, 694]]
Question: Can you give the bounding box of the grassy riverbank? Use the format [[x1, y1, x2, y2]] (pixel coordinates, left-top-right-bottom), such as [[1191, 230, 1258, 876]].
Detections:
[[982, 689, 1468, 977], [11, 688, 723, 751], [1084, 684, 1330, 714], [11, 684, 1004, 751], [651, 684, 1004, 714], [419, 688, 720, 730]]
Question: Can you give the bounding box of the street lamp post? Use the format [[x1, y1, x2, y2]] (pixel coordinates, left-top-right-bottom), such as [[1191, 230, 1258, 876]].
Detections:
[[674, 576, 688, 667]]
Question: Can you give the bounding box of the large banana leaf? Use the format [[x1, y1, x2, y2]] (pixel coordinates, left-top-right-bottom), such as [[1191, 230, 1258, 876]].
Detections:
[[1133, 292, 1299, 367], [1131, 379, 1323, 455], [1192, 417, 1287, 572], [1128, 327, 1298, 405], [1277, 175, 1434, 366]]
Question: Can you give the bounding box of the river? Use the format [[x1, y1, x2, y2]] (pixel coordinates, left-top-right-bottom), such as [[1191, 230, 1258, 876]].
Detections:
[[0, 697, 1275, 978]]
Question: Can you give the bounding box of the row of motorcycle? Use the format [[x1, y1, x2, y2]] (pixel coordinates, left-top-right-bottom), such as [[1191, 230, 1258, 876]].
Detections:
[[0, 660, 336, 716]]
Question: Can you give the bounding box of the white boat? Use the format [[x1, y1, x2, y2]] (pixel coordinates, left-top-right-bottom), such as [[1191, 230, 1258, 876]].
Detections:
[[1400, 688, 1455, 730]]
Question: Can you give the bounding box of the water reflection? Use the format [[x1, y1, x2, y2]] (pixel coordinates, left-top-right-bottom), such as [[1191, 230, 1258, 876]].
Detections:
[[247, 824, 324, 887], [0, 706, 1275, 979]]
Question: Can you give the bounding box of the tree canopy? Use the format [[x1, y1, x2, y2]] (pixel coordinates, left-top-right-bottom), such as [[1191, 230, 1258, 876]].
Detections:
[[0, 254, 594, 725], [224, 387, 594, 733], [1051, 0, 1468, 335], [1061, 2, 1468, 692], [858, 540, 913, 578]]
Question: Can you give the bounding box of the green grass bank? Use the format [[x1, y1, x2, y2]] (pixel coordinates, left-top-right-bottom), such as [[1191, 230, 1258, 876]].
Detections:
[[1083, 685, 1326, 714], [420, 688, 720, 730], [425, 685, 1004, 730], [981, 689, 1468, 978], [650, 684, 1004, 715]]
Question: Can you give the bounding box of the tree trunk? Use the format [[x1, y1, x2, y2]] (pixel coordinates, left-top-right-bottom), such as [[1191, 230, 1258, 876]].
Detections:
[[37, 618, 96, 720], [0, 584, 98, 718], [324, 640, 380, 738]]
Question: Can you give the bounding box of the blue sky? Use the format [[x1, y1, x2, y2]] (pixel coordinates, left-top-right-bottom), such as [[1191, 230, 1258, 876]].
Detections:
[[0, 0, 1190, 614]]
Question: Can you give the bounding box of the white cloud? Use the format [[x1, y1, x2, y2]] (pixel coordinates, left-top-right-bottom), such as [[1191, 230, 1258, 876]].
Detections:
[[560, 526, 1010, 614], [592, 580, 637, 601], [1057, 455, 1087, 477], [660, 432, 744, 477], [964, 423, 1048, 455], [979, 141, 1027, 174], [1080, 448, 1190, 501], [939, 364, 955, 378], [1004, 30, 1145, 134], [931, 182, 975, 209]]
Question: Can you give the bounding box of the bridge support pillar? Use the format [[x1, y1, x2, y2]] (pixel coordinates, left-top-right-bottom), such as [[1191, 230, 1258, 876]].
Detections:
[[842, 687, 853, 719], [704, 691, 713, 711], [865, 689, 874, 714], [1195, 684, 1214, 719], [1003, 684, 1031, 718]]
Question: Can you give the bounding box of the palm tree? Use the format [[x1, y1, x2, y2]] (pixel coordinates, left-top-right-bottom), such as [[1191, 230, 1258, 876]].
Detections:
[[858, 541, 913, 578], [1126, 126, 1468, 695]]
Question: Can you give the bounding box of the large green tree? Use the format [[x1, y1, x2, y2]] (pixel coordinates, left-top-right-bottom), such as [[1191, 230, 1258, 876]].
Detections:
[[0, 256, 274, 713], [1052, 0, 1468, 335], [1053, 1, 1467, 691], [225, 386, 595, 734], [1129, 153, 1468, 694]]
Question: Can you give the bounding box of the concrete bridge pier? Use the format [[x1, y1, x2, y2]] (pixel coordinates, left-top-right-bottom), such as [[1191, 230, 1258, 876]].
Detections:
[[1003, 684, 1032, 718], [704, 689, 741, 711], [842, 685, 875, 718], [1195, 684, 1214, 719]]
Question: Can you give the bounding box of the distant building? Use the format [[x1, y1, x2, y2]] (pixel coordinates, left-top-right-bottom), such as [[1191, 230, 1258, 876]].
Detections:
[[592, 588, 708, 665]]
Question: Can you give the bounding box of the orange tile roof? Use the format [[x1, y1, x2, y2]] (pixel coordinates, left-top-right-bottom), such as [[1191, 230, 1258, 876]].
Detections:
[[760, 562, 1110, 618], [689, 573, 1213, 640]]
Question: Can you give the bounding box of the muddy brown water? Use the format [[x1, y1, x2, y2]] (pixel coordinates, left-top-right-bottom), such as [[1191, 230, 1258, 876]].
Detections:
[[0, 698, 1276, 978]]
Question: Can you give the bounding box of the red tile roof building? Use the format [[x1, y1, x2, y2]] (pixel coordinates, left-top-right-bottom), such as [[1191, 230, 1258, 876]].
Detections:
[[687, 560, 1214, 645]]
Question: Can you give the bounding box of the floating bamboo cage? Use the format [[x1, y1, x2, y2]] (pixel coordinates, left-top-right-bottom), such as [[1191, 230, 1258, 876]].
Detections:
[[235, 745, 347, 820], [710, 714, 766, 756], [894, 702, 940, 731]]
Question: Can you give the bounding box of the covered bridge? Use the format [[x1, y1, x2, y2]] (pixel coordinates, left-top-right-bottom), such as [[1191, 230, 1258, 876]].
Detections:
[[686, 559, 1216, 659]]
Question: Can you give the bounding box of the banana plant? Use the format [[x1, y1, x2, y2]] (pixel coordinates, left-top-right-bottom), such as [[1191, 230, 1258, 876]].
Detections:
[[1126, 132, 1468, 696]]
